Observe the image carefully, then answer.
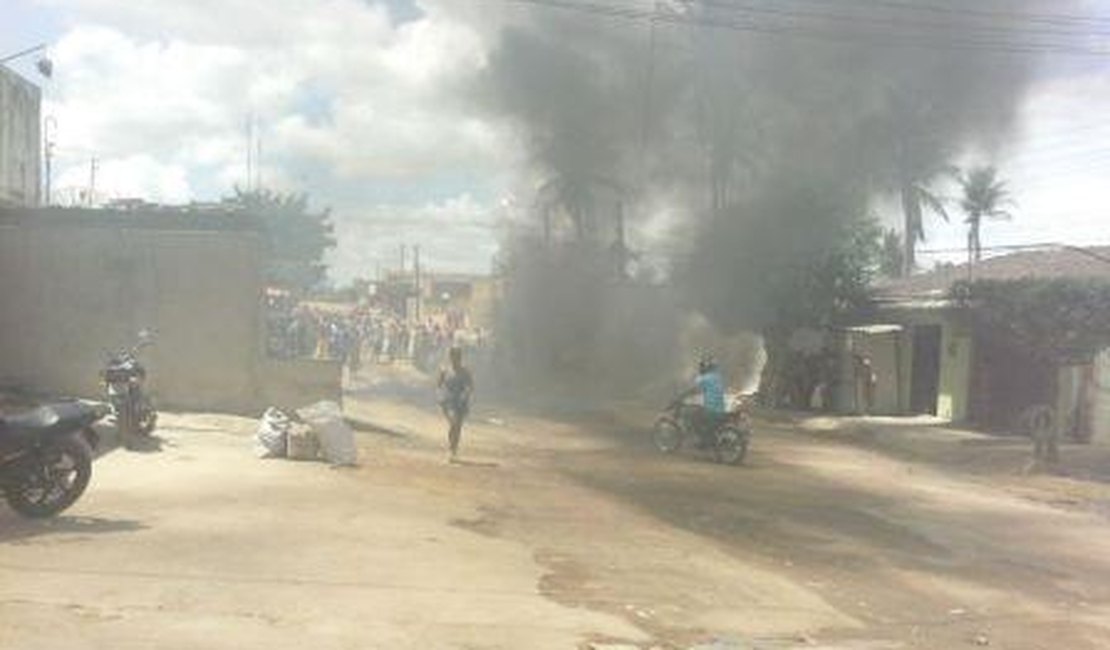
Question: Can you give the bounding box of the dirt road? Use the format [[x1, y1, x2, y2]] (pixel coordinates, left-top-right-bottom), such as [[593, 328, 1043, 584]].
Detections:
[[4, 377, 1110, 649]]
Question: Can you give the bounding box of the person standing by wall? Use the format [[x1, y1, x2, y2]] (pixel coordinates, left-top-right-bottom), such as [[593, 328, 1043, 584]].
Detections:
[[852, 353, 877, 415]]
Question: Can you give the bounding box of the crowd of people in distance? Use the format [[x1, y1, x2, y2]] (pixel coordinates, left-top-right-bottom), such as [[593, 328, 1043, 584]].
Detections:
[[265, 294, 486, 376]]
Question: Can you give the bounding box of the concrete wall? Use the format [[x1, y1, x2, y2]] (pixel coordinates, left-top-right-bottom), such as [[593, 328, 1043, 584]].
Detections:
[[936, 321, 973, 422], [869, 307, 972, 422], [840, 329, 901, 415], [1085, 350, 1110, 445], [0, 208, 273, 413], [0, 68, 41, 207], [468, 278, 500, 330], [895, 329, 914, 414], [258, 358, 343, 413], [866, 331, 901, 415]]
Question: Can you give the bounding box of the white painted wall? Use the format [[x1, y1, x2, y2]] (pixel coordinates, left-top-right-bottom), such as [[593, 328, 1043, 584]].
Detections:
[[1088, 350, 1110, 444]]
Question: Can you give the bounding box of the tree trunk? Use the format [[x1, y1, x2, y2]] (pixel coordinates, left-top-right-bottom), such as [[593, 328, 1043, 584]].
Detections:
[[758, 332, 794, 408], [900, 184, 921, 277], [969, 218, 982, 262]]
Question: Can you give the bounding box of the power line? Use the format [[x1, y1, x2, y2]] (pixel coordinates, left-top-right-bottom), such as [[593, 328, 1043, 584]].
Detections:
[[769, 0, 1110, 30], [696, 0, 1110, 42], [488, 0, 1110, 56]]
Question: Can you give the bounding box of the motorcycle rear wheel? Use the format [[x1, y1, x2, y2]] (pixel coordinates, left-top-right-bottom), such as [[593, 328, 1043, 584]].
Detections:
[[136, 401, 157, 437], [652, 417, 683, 453], [715, 425, 749, 466], [4, 434, 93, 518]]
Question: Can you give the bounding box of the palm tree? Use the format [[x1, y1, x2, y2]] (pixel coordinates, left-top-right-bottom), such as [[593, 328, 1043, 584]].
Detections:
[[882, 87, 953, 276], [898, 176, 950, 277], [535, 172, 625, 245], [957, 166, 1013, 263]]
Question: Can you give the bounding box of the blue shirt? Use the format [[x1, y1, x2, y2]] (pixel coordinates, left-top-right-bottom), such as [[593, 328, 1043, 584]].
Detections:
[[697, 370, 726, 414]]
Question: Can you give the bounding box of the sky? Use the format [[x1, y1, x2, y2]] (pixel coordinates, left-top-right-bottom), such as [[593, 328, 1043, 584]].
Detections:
[[4, 0, 1110, 281], [4, 0, 515, 281]]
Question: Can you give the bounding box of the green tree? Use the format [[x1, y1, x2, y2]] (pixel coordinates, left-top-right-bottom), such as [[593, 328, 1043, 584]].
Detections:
[[879, 228, 904, 279], [952, 278, 1110, 364], [229, 188, 335, 292], [957, 165, 1013, 262]]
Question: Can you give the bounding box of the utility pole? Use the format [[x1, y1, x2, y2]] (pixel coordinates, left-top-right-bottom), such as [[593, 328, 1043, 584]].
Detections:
[[639, 1, 660, 168], [42, 115, 56, 207], [255, 122, 263, 191], [414, 245, 422, 322], [245, 115, 254, 192], [43, 142, 53, 207], [88, 156, 98, 207]]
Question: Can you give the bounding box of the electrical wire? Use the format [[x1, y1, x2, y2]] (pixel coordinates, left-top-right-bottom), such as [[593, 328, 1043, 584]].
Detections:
[[695, 0, 1110, 42], [487, 0, 1110, 56], [767, 0, 1110, 30]]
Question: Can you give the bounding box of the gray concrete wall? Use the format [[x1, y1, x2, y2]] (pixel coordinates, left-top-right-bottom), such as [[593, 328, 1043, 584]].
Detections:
[[1085, 350, 1110, 445], [0, 209, 272, 413], [851, 330, 901, 416], [0, 68, 41, 207], [258, 358, 343, 413]]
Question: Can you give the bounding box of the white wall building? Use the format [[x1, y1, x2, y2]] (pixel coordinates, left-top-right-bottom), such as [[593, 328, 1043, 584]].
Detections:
[[0, 66, 41, 207]]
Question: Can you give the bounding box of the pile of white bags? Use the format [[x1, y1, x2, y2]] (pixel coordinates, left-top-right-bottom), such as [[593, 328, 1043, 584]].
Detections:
[[296, 400, 358, 466], [255, 407, 291, 458], [255, 401, 357, 466], [286, 421, 320, 461]]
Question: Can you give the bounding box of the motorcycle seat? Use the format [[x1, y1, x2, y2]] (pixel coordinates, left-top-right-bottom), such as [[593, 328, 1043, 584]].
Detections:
[[0, 402, 103, 441]]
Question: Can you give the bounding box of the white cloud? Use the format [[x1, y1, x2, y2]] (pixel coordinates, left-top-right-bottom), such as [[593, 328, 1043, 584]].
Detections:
[[37, 0, 515, 275], [328, 193, 504, 282]]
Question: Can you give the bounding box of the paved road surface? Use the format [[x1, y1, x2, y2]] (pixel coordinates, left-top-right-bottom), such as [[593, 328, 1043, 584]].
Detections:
[[3, 379, 1110, 649]]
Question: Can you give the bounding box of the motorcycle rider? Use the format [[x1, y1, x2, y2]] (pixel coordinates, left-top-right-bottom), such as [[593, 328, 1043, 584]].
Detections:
[[680, 354, 727, 448]]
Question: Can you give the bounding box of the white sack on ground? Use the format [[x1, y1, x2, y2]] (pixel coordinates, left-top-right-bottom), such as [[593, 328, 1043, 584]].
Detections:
[[296, 400, 357, 466], [256, 407, 290, 459], [286, 422, 320, 461]]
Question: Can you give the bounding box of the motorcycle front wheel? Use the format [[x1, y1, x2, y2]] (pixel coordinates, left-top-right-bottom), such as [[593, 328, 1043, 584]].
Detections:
[[715, 426, 750, 466], [652, 417, 684, 453], [115, 400, 140, 450], [4, 434, 93, 518]]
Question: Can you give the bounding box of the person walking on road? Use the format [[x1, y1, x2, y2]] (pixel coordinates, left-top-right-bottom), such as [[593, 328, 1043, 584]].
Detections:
[[437, 346, 474, 463]]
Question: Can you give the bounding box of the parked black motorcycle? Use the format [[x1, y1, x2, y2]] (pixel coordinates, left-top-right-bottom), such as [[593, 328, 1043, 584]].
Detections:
[[102, 331, 158, 450], [0, 401, 107, 517]]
